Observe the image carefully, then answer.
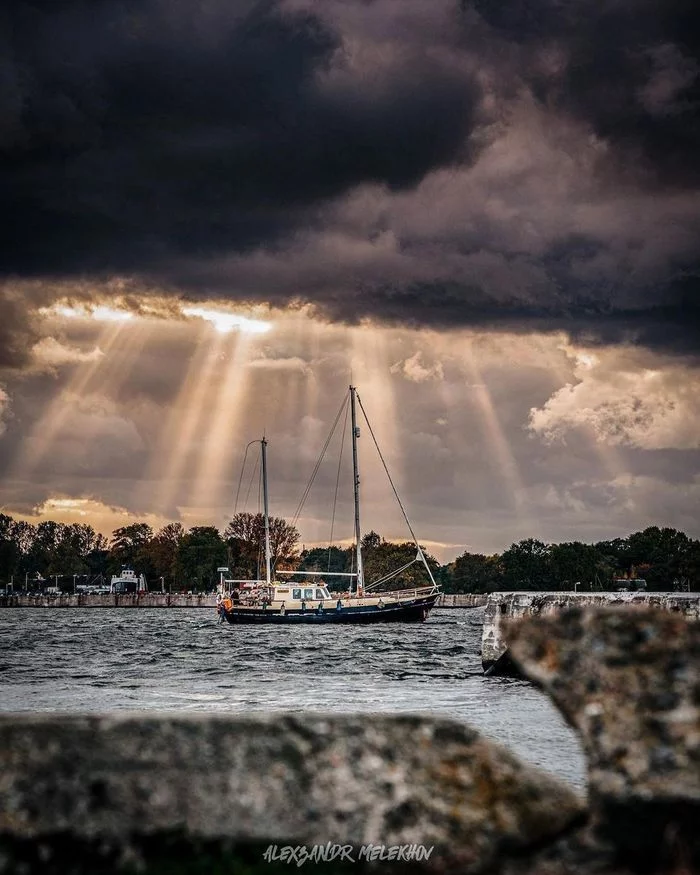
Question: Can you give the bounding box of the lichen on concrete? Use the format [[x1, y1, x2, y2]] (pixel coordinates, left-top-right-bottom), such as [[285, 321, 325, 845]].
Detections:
[[509, 607, 700, 872], [482, 592, 700, 674], [0, 712, 584, 874]]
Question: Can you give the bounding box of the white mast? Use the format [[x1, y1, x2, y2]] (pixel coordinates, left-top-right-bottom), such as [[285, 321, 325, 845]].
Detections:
[[261, 437, 272, 586], [350, 386, 364, 595]]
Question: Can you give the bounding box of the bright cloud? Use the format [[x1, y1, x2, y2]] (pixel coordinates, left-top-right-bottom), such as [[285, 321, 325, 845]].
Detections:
[[44, 304, 134, 322], [32, 337, 105, 369], [529, 347, 700, 450], [391, 351, 444, 382], [0, 386, 9, 437], [182, 306, 272, 335], [248, 354, 310, 374], [24, 497, 170, 534]]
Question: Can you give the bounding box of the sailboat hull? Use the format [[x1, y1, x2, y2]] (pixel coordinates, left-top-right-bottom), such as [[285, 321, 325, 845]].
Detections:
[[220, 594, 439, 624]]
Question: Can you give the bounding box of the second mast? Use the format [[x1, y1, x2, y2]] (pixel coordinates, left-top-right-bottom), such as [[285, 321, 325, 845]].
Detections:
[[350, 386, 364, 594]]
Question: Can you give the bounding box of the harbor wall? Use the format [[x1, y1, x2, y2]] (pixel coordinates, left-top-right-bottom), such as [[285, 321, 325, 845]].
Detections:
[[1, 592, 487, 609], [482, 590, 700, 674], [437, 593, 488, 608], [1, 607, 698, 874], [0, 592, 218, 608]]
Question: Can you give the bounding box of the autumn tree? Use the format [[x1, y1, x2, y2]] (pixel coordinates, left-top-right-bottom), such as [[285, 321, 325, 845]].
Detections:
[[224, 512, 299, 579]]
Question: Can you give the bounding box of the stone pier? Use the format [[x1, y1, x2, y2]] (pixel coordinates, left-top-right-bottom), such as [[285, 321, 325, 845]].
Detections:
[[0, 713, 583, 874], [482, 591, 700, 675], [437, 593, 488, 608], [0, 592, 218, 608], [1, 592, 488, 609]]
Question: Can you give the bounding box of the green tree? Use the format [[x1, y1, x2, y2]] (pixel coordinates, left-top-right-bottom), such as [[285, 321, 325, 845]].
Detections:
[[594, 537, 631, 581], [110, 523, 154, 573], [362, 537, 438, 591], [27, 521, 66, 577], [501, 539, 553, 590], [298, 546, 351, 572], [7, 519, 37, 584], [361, 531, 382, 551], [295, 545, 353, 591], [548, 541, 605, 591], [173, 526, 227, 592], [626, 526, 691, 590], [0, 514, 21, 584], [450, 551, 503, 593], [144, 523, 185, 589], [678, 539, 700, 591]]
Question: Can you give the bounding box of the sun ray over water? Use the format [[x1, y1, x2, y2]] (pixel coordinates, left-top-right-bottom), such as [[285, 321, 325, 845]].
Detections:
[[146, 329, 226, 516]]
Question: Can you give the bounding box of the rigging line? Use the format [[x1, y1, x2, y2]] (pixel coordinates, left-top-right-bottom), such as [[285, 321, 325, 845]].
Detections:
[[356, 392, 437, 587], [291, 394, 349, 527], [243, 453, 260, 510], [292, 393, 348, 526], [365, 558, 420, 590], [328, 397, 350, 572], [234, 440, 258, 515]]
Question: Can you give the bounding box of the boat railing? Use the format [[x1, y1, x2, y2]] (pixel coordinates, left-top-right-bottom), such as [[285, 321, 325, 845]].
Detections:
[[373, 584, 440, 601]]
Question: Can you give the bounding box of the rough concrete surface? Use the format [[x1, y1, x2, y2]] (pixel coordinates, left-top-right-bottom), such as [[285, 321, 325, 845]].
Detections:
[[0, 713, 583, 874], [509, 608, 700, 873], [482, 592, 700, 674]]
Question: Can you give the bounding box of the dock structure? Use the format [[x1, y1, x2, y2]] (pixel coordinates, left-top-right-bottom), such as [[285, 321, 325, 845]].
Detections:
[[0, 592, 489, 609], [482, 590, 700, 675], [437, 593, 488, 608], [0, 592, 219, 608]]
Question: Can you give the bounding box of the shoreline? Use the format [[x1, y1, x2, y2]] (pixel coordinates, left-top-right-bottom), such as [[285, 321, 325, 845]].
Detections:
[[0, 592, 488, 609]]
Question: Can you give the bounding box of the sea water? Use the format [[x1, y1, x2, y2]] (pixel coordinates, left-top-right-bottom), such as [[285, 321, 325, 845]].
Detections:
[[0, 606, 585, 788]]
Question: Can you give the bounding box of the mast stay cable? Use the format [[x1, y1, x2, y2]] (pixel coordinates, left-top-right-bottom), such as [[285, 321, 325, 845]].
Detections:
[[328, 398, 350, 573], [291, 394, 349, 528], [234, 440, 260, 515], [356, 392, 437, 587]]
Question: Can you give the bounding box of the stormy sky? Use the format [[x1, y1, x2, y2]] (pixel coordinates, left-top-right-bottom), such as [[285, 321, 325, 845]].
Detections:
[[1, 0, 699, 560]]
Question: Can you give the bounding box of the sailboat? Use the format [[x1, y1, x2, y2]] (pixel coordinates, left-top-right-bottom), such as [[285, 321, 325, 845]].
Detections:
[[217, 386, 441, 624]]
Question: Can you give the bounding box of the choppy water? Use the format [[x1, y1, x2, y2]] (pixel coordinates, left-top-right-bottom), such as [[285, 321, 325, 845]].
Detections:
[[0, 607, 585, 789]]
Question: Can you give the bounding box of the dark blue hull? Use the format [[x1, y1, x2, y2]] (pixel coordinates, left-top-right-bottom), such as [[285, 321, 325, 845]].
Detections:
[[221, 595, 438, 624]]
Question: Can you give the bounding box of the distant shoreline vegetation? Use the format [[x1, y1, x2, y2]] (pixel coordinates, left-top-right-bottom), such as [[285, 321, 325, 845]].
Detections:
[[0, 512, 698, 593]]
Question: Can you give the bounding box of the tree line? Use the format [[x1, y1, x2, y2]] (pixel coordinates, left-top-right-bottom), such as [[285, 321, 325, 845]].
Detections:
[[443, 528, 700, 593], [1, 511, 698, 592]]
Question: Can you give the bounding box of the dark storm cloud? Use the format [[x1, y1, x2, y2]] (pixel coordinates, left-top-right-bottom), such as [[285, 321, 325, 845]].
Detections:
[[0, 289, 41, 367], [470, 0, 700, 187], [0, 0, 481, 276], [1, 0, 699, 359]]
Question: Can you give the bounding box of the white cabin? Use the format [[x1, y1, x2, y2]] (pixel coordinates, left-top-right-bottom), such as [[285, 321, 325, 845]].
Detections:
[[110, 568, 147, 593]]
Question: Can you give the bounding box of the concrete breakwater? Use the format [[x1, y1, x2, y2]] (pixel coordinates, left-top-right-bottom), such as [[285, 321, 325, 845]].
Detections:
[[437, 593, 487, 608], [0, 592, 486, 608], [1, 607, 697, 874], [482, 590, 700, 675], [0, 592, 218, 608]]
